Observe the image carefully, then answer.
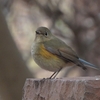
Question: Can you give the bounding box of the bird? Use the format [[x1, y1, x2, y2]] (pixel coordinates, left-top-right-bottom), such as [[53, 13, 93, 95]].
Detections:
[[31, 26, 99, 78]]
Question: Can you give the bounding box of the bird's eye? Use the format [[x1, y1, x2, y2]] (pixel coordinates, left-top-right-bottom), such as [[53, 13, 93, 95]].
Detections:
[[45, 32, 47, 36]]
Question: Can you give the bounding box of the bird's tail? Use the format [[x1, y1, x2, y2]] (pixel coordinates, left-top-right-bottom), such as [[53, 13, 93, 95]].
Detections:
[[79, 58, 99, 70]]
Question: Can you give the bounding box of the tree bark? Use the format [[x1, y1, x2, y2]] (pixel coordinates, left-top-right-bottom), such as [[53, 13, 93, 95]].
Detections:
[[0, 9, 33, 100], [23, 77, 100, 100]]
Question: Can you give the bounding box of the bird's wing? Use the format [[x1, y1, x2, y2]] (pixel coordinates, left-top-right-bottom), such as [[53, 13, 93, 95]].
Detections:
[[43, 38, 79, 63]]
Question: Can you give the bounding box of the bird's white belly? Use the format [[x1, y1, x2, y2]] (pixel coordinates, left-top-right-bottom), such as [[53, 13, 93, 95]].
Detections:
[[31, 43, 74, 72], [33, 54, 73, 72]]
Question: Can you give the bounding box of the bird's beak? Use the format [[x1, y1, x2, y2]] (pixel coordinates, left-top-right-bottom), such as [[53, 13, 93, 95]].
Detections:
[[36, 31, 44, 36], [36, 31, 41, 34]]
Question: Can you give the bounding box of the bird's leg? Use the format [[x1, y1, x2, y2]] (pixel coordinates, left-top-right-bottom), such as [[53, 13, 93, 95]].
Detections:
[[52, 68, 62, 78], [49, 68, 62, 79], [49, 71, 57, 79]]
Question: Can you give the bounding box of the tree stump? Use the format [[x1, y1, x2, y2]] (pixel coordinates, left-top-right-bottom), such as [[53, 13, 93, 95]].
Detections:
[[22, 76, 100, 100]]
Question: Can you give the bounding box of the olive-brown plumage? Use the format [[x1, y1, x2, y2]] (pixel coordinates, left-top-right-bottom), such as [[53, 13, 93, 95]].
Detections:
[[31, 27, 99, 78]]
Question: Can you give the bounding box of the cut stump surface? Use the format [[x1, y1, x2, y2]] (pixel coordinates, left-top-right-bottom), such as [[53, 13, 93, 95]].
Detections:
[[22, 76, 100, 100]]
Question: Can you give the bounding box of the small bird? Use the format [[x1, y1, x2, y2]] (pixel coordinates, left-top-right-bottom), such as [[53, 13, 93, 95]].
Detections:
[[31, 27, 99, 78]]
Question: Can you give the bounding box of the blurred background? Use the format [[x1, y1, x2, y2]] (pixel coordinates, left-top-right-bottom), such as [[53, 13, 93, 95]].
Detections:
[[0, 0, 100, 100]]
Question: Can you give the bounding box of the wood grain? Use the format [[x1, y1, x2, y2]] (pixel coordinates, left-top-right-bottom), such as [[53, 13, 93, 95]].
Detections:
[[22, 76, 100, 100]]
